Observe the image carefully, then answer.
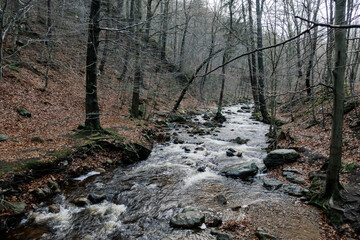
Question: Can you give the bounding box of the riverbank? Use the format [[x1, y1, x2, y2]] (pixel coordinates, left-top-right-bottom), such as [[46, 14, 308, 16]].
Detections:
[[1, 104, 348, 240]]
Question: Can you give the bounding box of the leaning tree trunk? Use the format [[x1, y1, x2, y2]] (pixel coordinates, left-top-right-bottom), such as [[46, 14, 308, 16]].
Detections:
[[256, 0, 270, 123], [85, 0, 102, 130], [325, 0, 347, 200]]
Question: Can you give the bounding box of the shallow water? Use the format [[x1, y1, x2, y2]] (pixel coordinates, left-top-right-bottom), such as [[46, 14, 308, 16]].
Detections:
[[5, 105, 323, 240]]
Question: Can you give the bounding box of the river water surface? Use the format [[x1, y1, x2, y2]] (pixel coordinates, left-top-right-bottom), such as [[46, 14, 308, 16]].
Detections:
[[7, 105, 324, 239]]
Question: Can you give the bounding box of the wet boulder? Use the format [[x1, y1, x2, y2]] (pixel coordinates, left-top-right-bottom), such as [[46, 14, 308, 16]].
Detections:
[[220, 162, 259, 180], [231, 137, 249, 145], [226, 148, 236, 157], [71, 197, 90, 207], [170, 208, 205, 229], [263, 149, 300, 169], [263, 178, 284, 190], [88, 193, 106, 204]]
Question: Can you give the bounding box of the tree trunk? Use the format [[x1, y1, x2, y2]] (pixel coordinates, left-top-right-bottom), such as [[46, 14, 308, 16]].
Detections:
[[179, 0, 190, 72], [160, 0, 169, 61], [145, 0, 153, 43], [99, 0, 111, 75], [0, 0, 8, 85], [217, 0, 234, 116], [85, 0, 102, 130], [247, 0, 259, 111], [325, 0, 334, 85], [131, 0, 142, 118], [325, 0, 347, 200], [256, 0, 269, 123]]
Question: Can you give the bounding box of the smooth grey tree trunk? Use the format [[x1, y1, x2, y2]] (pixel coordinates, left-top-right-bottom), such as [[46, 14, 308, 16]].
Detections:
[[325, 0, 347, 200], [85, 0, 102, 130]]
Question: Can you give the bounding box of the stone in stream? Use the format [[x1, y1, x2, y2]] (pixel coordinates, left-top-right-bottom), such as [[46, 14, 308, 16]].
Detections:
[[220, 162, 259, 180], [49, 204, 60, 213], [173, 137, 184, 144], [88, 193, 106, 204], [183, 147, 191, 153], [231, 137, 249, 145], [263, 149, 300, 169], [71, 197, 90, 207], [197, 166, 206, 172], [214, 194, 227, 205], [226, 148, 236, 157], [263, 178, 284, 190], [170, 208, 205, 228]]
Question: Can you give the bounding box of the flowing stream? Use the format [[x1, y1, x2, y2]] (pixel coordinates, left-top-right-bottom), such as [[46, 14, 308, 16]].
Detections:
[[6, 105, 323, 240]]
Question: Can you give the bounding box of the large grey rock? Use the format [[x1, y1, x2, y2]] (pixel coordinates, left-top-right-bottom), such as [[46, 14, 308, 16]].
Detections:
[[282, 184, 309, 197], [263, 149, 300, 169], [283, 172, 306, 185], [220, 162, 258, 180], [170, 209, 205, 228], [0, 134, 9, 141], [263, 178, 284, 190]]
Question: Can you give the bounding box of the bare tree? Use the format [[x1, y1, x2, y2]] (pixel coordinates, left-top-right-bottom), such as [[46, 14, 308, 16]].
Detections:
[[325, 0, 347, 201], [85, 0, 102, 130]]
